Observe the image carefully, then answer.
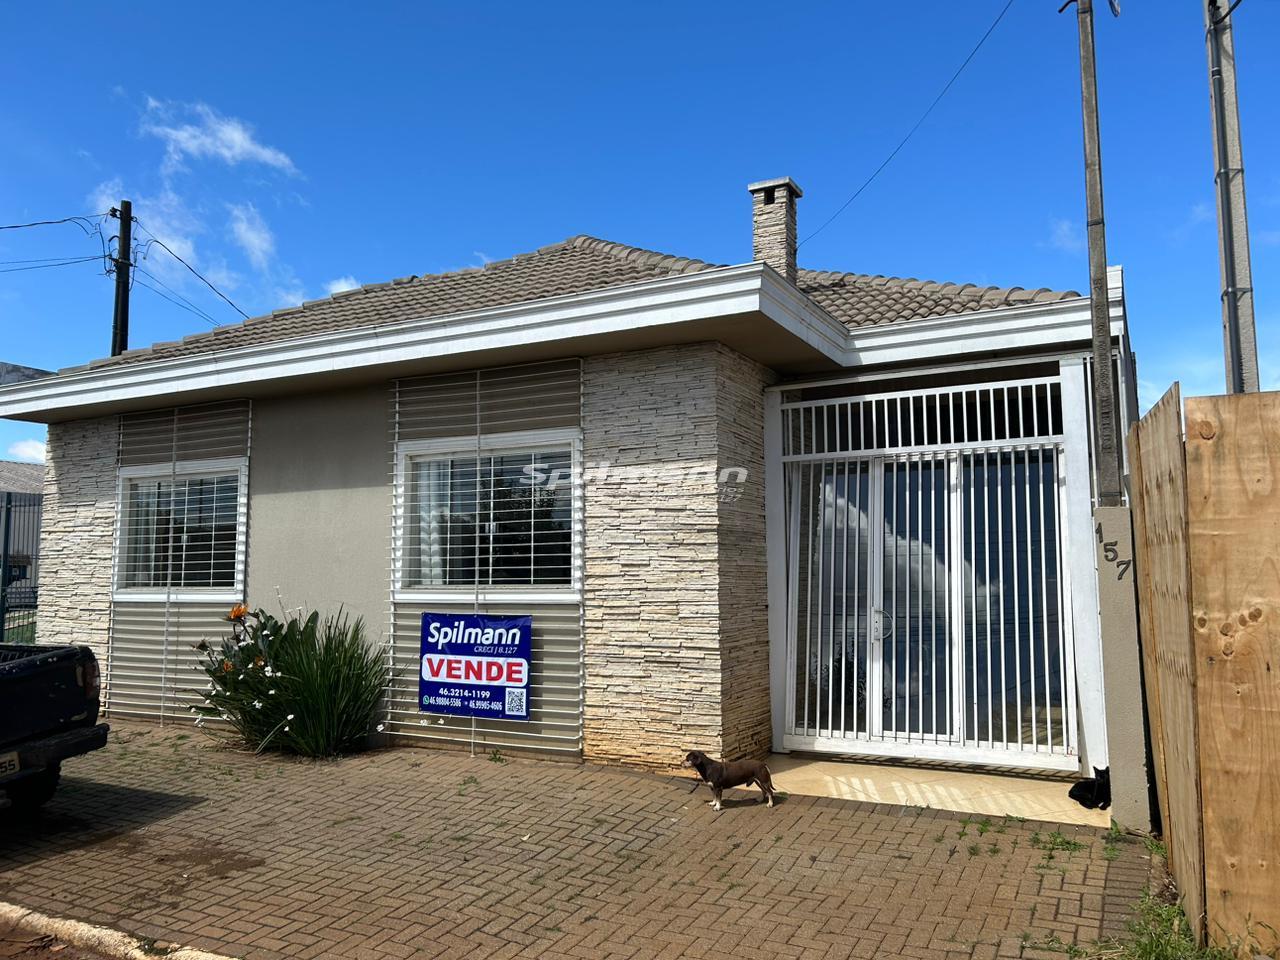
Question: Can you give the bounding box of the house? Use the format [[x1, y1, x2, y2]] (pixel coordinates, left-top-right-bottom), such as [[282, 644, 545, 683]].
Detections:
[[0, 179, 1144, 812]]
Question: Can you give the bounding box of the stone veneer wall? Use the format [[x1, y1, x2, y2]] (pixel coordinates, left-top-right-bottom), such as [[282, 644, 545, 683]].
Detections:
[[38, 417, 118, 662], [715, 349, 777, 761], [582, 342, 775, 766]]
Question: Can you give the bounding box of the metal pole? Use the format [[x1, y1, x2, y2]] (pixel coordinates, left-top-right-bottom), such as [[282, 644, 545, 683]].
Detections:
[[110, 199, 132, 357], [0, 493, 12, 643], [1072, 0, 1122, 506], [1205, 0, 1259, 393]]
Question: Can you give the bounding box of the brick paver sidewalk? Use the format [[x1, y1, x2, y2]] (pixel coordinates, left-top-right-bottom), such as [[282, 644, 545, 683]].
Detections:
[[0, 722, 1150, 960]]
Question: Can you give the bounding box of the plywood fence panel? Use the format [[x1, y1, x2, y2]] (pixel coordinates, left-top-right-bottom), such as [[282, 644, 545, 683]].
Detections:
[[1185, 392, 1280, 954], [1130, 383, 1206, 941]]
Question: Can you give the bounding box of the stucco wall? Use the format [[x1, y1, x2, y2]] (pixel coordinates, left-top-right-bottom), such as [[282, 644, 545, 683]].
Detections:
[[245, 385, 390, 640], [38, 416, 118, 661], [581, 343, 774, 767]]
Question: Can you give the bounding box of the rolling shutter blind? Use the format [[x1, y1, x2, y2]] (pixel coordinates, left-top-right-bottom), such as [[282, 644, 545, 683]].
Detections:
[[107, 400, 251, 721], [389, 360, 584, 756]]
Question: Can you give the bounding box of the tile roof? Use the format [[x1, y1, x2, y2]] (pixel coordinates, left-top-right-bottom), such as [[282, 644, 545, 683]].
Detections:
[[83, 236, 1078, 371], [0, 460, 43, 494]]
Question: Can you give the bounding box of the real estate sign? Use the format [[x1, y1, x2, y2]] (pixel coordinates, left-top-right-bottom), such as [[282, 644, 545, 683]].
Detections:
[[419, 613, 532, 722]]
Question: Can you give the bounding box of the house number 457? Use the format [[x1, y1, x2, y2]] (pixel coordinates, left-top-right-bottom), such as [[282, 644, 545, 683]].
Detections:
[[1095, 522, 1132, 581]]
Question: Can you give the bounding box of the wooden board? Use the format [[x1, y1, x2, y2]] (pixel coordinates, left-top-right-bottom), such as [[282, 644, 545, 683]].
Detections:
[[1127, 419, 1171, 841], [1185, 392, 1280, 954], [1131, 384, 1206, 941]]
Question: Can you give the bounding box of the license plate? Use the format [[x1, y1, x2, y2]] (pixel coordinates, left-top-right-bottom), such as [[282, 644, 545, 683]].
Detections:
[[0, 752, 18, 777]]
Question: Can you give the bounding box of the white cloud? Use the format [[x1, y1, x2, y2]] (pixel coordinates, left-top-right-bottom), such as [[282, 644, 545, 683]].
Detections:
[[228, 203, 275, 272], [273, 284, 308, 308], [7, 439, 46, 463], [325, 275, 359, 295], [1048, 217, 1085, 254], [142, 100, 296, 176]]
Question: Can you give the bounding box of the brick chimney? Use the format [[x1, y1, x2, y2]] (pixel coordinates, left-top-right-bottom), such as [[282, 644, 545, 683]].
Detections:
[[747, 177, 803, 283]]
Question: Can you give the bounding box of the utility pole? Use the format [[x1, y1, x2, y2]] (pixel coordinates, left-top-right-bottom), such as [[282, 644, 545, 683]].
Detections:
[[1067, 0, 1122, 505], [1205, 0, 1258, 394], [110, 199, 132, 357]]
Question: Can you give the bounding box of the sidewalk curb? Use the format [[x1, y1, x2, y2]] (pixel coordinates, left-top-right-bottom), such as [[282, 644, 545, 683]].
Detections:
[[0, 901, 236, 960]]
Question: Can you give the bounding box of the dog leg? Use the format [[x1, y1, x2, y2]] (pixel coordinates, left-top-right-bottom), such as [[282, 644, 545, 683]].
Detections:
[[712, 787, 723, 812]]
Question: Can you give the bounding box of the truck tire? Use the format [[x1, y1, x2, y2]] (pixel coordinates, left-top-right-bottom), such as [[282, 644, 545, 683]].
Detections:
[[3, 763, 61, 812]]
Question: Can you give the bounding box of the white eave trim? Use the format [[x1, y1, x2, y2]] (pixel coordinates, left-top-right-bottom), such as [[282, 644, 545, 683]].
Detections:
[[0, 258, 1127, 420], [837, 293, 1125, 369], [0, 263, 848, 420]]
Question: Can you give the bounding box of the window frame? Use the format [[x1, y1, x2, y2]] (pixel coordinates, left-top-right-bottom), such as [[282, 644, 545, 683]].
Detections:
[[393, 427, 582, 604], [112, 456, 249, 603]]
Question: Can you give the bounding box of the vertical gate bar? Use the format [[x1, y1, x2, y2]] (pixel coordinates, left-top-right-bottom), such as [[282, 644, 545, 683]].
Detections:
[[840, 458, 850, 739], [1038, 446, 1054, 750], [889, 459, 898, 738], [786, 459, 802, 737], [1010, 449, 1023, 750], [1024, 446, 1037, 749], [1054, 444, 1077, 753], [930, 456, 938, 739], [988, 388, 996, 442], [985, 451, 1001, 749], [969, 450, 979, 746], [995, 450, 1006, 750], [827, 458, 838, 738], [1032, 385, 1041, 438], [803, 460, 815, 736], [916, 456, 924, 738], [854, 460, 864, 737]]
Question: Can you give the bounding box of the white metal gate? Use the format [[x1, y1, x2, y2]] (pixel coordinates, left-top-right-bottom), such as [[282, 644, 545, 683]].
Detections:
[[781, 378, 1079, 770]]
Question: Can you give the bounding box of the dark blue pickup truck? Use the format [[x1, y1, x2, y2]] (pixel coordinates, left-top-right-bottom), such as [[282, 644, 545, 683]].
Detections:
[[0, 644, 109, 812]]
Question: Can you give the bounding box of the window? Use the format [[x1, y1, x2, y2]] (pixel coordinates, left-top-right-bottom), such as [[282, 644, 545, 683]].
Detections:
[[117, 468, 243, 592], [400, 440, 575, 591]]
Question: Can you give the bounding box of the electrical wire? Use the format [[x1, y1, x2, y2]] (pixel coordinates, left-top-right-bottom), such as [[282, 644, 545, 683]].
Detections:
[[133, 219, 251, 320], [0, 214, 108, 233], [133, 276, 222, 329], [0, 256, 104, 274], [800, 0, 1018, 247], [134, 266, 222, 328]]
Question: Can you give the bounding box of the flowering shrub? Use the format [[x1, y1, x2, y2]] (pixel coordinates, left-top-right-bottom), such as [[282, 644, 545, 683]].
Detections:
[[192, 606, 387, 758]]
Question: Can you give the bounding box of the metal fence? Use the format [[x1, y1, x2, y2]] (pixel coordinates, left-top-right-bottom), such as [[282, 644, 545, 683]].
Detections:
[[0, 492, 43, 644]]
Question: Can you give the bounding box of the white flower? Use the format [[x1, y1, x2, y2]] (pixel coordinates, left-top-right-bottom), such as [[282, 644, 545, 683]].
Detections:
[[283, 725, 290, 732], [419, 719, 429, 726], [264, 666, 274, 677], [286, 714, 295, 721], [376, 724, 385, 732], [268, 689, 276, 695], [238, 674, 245, 680], [252, 700, 263, 709]]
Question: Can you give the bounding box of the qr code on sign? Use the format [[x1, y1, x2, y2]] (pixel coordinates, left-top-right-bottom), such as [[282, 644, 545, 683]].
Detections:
[[505, 688, 527, 716]]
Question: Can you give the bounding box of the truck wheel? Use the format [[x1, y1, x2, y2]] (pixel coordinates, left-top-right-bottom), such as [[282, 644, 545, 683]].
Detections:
[[3, 764, 61, 812]]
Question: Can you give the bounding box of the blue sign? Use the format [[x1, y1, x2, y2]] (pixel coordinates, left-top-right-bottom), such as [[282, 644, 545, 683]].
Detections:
[[419, 613, 532, 722]]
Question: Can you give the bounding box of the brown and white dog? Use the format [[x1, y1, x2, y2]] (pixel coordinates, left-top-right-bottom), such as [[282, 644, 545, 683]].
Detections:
[[682, 750, 775, 812]]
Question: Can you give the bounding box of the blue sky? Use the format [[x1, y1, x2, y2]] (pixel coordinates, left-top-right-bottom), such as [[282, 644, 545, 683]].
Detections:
[[2, 1, 1277, 463]]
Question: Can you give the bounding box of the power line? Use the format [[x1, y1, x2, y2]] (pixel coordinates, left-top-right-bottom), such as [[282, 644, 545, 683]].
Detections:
[[800, 0, 1018, 247], [0, 256, 104, 275], [133, 219, 251, 320], [134, 266, 221, 328], [0, 214, 108, 233], [133, 276, 223, 329]]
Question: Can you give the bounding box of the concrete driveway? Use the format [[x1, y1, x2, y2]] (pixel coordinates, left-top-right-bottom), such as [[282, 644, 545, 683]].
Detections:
[[0, 722, 1150, 960]]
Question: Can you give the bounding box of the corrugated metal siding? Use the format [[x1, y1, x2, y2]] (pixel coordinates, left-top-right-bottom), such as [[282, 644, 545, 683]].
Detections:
[[385, 601, 583, 755], [118, 400, 252, 466], [107, 601, 230, 720], [108, 400, 251, 719]]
